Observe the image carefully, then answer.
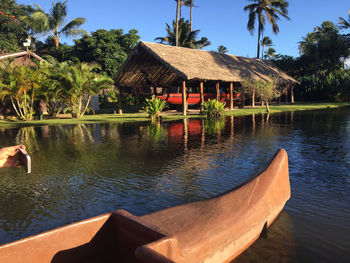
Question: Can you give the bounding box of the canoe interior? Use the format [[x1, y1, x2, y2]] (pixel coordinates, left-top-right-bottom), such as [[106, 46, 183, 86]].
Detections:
[[0, 149, 290, 263]]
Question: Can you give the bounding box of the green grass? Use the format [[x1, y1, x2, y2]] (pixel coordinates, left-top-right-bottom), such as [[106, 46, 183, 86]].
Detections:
[[0, 102, 349, 128]]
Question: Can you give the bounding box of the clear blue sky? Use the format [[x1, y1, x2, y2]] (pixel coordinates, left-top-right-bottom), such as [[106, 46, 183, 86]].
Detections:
[[17, 0, 350, 58]]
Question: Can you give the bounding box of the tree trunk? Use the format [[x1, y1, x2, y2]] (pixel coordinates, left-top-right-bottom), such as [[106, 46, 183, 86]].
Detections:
[[176, 0, 180, 46], [54, 36, 60, 50], [216, 82, 220, 101], [190, 0, 193, 31], [182, 80, 187, 116], [265, 101, 270, 113], [229, 82, 233, 110], [257, 24, 261, 58], [200, 81, 204, 113]]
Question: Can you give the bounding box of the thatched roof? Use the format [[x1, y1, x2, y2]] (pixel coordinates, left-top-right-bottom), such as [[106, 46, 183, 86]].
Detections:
[[114, 41, 298, 87]]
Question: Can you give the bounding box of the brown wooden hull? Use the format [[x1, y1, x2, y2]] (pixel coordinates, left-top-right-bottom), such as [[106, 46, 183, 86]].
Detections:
[[0, 149, 290, 263]]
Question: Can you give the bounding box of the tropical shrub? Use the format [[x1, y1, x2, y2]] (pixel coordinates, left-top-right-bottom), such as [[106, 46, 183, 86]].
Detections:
[[142, 96, 167, 121], [58, 62, 113, 118], [241, 78, 280, 112], [0, 62, 43, 120], [202, 99, 225, 119]]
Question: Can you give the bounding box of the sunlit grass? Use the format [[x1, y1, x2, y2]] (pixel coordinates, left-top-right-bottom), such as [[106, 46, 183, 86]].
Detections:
[[0, 102, 349, 128]]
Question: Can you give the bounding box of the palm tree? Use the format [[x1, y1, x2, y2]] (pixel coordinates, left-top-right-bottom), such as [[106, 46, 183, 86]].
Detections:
[[338, 9, 350, 30], [217, 45, 229, 54], [0, 63, 42, 120], [261, 36, 273, 59], [175, 0, 181, 46], [264, 47, 277, 60], [155, 18, 210, 49], [244, 0, 290, 58], [183, 0, 198, 31], [25, 1, 87, 50], [58, 62, 113, 118]]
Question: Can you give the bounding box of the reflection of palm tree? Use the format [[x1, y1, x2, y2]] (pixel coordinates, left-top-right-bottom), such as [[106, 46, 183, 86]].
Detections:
[[244, 0, 290, 58], [16, 127, 39, 153], [155, 18, 210, 49]]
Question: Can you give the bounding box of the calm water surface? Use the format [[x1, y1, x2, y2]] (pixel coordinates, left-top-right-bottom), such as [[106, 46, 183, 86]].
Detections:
[[0, 108, 349, 262]]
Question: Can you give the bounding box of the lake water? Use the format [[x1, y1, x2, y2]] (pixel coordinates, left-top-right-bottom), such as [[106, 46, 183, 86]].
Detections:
[[0, 108, 349, 262]]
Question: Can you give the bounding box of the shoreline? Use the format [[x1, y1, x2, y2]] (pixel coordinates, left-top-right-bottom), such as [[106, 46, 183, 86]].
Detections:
[[0, 102, 349, 128]]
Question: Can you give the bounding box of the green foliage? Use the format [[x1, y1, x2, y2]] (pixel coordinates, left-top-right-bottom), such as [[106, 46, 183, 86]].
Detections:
[[244, 0, 290, 58], [0, 0, 33, 52], [73, 29, 140, 77], [57, 62, 114, 118], [241, 78, 280, 112], [22, 1, 87, 50], [204, 119, 225, 135], [299, 21, 350, 73], [202, 99, 225, 119], [35, 36, 76, 62], [142, 96, 167, 121], [217, 45, 228, 54], [155, 18, 210, 49], [0, 62, 43, 120]]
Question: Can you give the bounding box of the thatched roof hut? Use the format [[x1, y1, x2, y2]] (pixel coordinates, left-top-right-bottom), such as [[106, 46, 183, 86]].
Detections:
[[114, 41, 298, 87]]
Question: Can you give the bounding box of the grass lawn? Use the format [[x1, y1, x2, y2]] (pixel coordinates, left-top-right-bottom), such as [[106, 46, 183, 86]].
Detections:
[[0, 102, 349, 128]]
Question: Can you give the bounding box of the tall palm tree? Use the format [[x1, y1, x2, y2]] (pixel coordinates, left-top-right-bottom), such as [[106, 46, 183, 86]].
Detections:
[[338, 9, 350, 30], [244, 0, 290, 58], [217, 45, 228, 54], [155, 18, 210, 49], [25, 1, 87, 50], [183, 0, 198, 31], [261, 36, 273, 59], [175, 0, 181, 46]]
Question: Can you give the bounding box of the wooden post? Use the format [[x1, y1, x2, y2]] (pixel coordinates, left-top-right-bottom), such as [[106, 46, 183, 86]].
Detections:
[[291, 85, 295, 104], [182, 81, 187, 116], [136, 86, 141, 109], [118, 90, 123, 115], [200, 81, 204, 113], [229, 82, 234, 110], [252, 89, 255, 107], [285, 85, 288, 104], [216, 82, 220, 101]]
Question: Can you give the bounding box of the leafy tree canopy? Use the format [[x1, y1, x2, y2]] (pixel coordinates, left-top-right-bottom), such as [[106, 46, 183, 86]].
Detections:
[[0, 0, 33, 52], [73, 29, 140, 77]]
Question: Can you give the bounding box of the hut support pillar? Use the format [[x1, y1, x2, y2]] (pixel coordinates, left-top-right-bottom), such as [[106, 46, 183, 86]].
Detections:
[[285, 85, 289, 104], [291, 85, 294, 104], [216, 82, 220, 101], [229, 82, 234, 110], [136, 86, 141, 109], [200, 81, 204, 113], [182, 81, 187, 116]]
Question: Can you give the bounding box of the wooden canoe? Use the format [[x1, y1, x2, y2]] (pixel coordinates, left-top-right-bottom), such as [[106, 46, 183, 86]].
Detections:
[[0, 149, 290, 263]]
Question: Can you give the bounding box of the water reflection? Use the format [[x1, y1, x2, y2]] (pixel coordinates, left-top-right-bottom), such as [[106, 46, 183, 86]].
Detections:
[[0, 108, 350, 262]]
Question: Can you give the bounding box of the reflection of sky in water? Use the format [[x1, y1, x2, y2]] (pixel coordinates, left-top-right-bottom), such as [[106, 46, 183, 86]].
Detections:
[[0, 108, 350, 262]]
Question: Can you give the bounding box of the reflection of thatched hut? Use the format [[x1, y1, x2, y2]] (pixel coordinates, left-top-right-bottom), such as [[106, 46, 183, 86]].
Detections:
[[114, 41, 298, 115]]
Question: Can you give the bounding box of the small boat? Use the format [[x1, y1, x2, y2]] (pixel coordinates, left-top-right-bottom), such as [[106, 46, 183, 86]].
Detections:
[[0, 149, 290, 263], [157, 92, 242, 106]]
